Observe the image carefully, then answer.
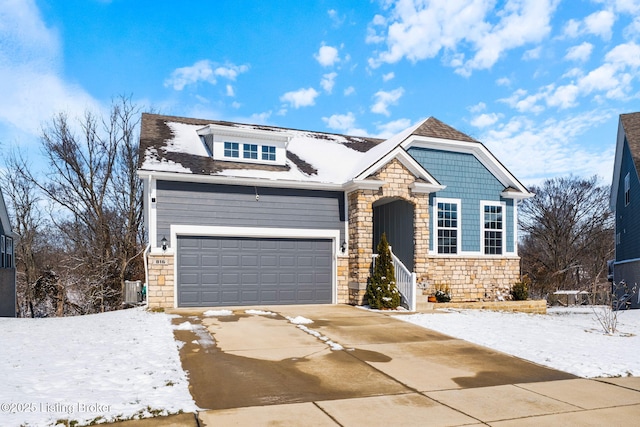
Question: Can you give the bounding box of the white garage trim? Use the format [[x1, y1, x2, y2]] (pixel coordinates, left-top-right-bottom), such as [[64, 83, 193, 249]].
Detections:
[[170, 225, 341, 308]]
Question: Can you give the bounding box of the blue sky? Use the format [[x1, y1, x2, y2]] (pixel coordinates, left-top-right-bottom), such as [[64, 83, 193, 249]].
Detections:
[[1, 0, 640, 186]]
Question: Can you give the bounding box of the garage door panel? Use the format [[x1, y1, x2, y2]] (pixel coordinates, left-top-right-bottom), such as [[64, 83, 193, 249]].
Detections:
[[177, 236, 333, 307]]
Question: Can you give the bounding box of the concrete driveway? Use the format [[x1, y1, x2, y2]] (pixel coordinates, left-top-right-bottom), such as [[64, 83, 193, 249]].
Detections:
[[164, 304, 640, 426]]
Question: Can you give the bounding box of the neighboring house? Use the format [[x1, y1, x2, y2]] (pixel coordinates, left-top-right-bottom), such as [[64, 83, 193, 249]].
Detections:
[[0, 187, 16, 317], [138, 113, 532, 309], [610, 112, 640, 309]]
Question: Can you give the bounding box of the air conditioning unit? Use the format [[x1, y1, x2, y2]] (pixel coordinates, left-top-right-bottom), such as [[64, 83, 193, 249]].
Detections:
[[124, 280, 144, 304]]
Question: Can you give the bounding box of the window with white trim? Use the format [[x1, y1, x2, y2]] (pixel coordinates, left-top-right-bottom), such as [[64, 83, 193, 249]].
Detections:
[[436, 200, 459, 254], [5, 237, 12, 268], [243, 143, 258, 159], [482, 203, 503, 255], [262, 145, 276, 161], [625, 172, 630, 206], [224, 142, 239, 158]]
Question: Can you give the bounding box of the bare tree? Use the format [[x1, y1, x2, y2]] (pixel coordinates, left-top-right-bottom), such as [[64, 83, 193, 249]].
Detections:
[[519, 175, 614, 297], [7, 96, 145, 314]]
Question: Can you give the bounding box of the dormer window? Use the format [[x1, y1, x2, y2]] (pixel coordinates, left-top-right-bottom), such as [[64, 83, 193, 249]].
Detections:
[[224, 142, 239, 158], [262, 145, 276, 161], [243, 144, 258, 159], [198, 124, 290, 166]]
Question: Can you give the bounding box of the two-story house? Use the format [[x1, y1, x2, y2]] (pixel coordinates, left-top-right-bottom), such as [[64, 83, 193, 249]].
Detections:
[[610, 112, 640, 309], [138, 113, 532, 309]]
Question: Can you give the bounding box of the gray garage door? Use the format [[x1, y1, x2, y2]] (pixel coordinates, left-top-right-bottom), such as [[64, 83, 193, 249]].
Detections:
[[177, 236, 333, 307]]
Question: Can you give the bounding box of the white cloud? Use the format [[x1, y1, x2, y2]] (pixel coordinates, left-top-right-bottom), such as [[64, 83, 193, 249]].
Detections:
[[344, 86, 356, 96], [501, 42, 640, 113], [482, 110, 614, 184], [565, 42, 593, 62], [320, 72, 337, 94], [563, 9, 616, 40], [469, 102, 486, 113], [382, 72, 395, 81], [496, 77, 512, 86], [371, 87, 405, 116], [522, 46, 542, 60], [322, 112, 368, 136], [315, 45, 340, 67], [583, 9, 616, 40], [368, 0, 559, 76], [280, 87, 320, 108], [471, 112, 501, 128], [164, 61, 249, 90], [0, 0, 100, 137], [374, 118, 412, 138], [226, 85, 235, 97]]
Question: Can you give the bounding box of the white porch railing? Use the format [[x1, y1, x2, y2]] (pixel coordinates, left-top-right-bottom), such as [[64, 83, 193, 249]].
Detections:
[[372, 247, 417, 311]]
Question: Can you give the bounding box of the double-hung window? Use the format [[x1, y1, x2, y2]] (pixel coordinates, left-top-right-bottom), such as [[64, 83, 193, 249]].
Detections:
[[0, 235, 4, 268], [224, 142, 239, 158], [262, 145, 276, 161], [436, 200, 459, 254], [5, 237, 12, 268], [243, 144, 258, 159], [482, 203, 503, 255]]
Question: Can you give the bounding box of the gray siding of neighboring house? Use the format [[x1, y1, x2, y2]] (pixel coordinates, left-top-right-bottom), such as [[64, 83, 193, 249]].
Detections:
[[616, 140, 640, 262], [155, 181, 346, 247], [612, 260, 640, 309], [0, 267, 16, 317]]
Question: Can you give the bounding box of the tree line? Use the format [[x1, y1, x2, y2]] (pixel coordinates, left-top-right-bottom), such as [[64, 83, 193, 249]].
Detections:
[[1, 97, 144, 317]]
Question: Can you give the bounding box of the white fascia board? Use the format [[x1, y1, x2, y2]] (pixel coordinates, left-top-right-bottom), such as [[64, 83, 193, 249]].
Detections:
[[343, 179, 385, 192], [411, 182, 446, 194], [501, 189, 534, 200], [403, 136, 533, 197], [354, 146, 441, 185], [137, 170, 344, 191], [197, 123, 292, 144], [610, 119, 627, 211]]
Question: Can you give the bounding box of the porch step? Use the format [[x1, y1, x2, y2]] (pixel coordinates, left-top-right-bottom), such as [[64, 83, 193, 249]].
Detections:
[[414, 294, 436, 311]]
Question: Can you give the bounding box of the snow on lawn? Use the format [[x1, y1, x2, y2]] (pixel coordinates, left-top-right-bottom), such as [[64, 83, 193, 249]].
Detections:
[[395, 306, 640, 378], [0, 308, 197, 427]]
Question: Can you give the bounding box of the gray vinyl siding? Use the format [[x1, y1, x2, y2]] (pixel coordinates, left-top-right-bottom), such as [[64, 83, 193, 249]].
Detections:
[[616, 140, 640, 262], [156, 181, 345, 248], [0, 268, 16, 317], [612, 259, 640, 309]]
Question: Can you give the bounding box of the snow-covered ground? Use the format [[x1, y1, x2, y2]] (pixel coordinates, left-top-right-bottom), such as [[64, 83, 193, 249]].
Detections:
[[0, 308, 197, 427], [395, 306, 640, 378], [2, 305, 639, 426]]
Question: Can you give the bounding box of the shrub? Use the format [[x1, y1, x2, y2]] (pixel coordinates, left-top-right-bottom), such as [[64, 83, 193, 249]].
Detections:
[[511, 282, 529, 301], [365, 233, 401, 309], [434, 283, 451, 302]]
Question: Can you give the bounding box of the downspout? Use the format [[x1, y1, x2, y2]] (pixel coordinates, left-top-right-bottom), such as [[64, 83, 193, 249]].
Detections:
[[143, 243, 151, 306]]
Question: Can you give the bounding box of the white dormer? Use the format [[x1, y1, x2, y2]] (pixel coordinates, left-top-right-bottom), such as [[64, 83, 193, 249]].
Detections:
[[197, 124, 290, 166]]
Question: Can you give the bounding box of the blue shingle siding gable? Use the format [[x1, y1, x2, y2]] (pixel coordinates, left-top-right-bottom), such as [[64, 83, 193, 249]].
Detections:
[[408, 147, 513, 253], [616, 139, 640, 262]]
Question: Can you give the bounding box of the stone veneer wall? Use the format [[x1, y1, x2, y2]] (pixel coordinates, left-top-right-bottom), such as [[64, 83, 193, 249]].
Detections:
[[336, 256, 349, 304], [423, 256, 520, 301], [347, 158, 430, 305], [147, 254, 175, 309]]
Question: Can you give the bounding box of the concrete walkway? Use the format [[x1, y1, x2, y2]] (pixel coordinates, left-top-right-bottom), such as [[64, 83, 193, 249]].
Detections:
[[118, 305, 640, 426]]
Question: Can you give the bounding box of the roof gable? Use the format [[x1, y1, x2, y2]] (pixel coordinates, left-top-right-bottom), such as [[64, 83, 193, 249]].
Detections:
[[412, 117, 478, 142], [0, 188, 13, 237], [611, 112, 640, 210]]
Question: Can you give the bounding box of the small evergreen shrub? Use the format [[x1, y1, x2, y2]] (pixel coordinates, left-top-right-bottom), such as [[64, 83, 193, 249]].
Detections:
[[365, 233, 401, 309], [510, 281, 529, 301]]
